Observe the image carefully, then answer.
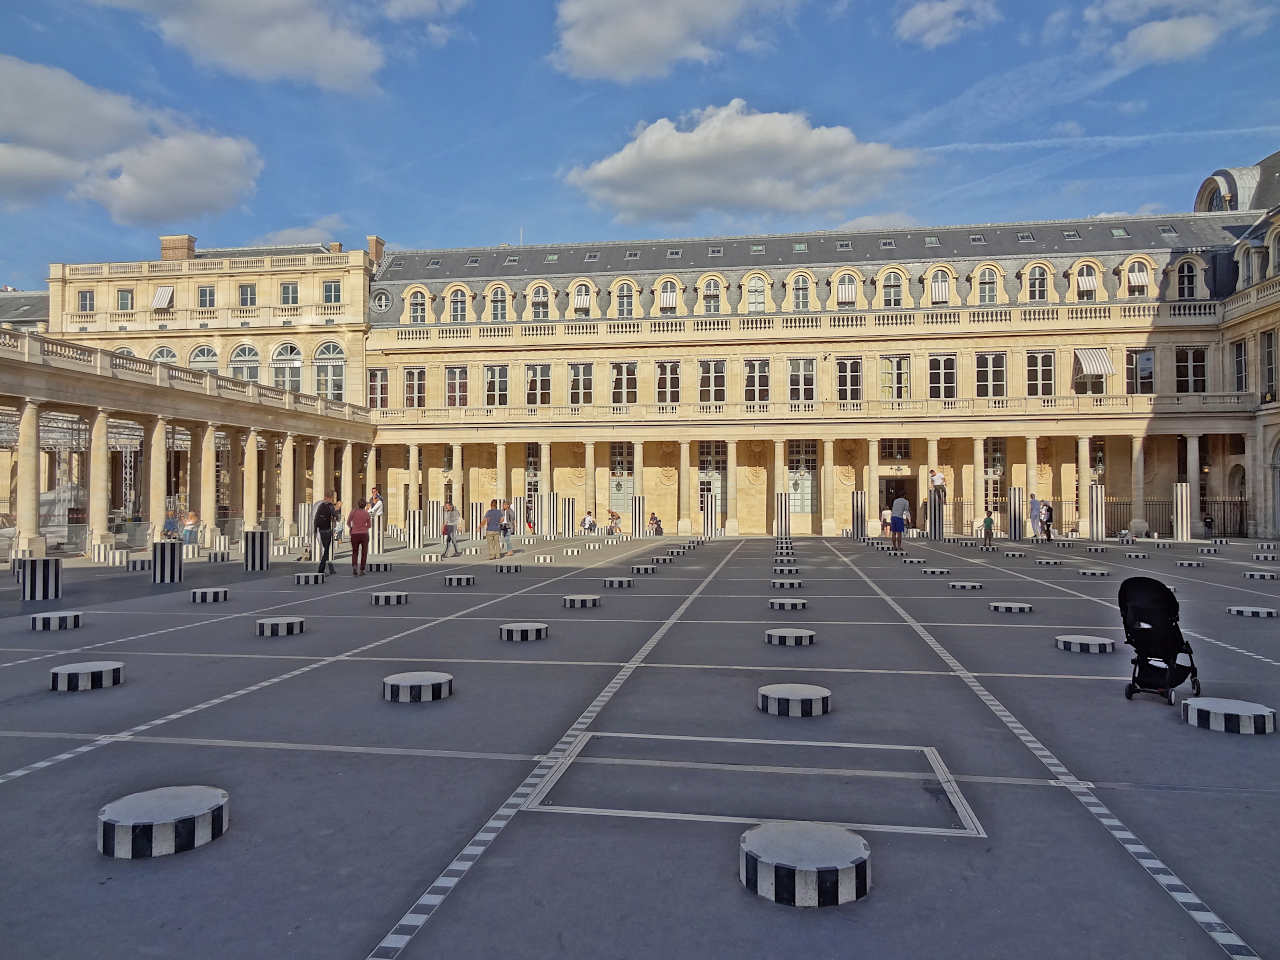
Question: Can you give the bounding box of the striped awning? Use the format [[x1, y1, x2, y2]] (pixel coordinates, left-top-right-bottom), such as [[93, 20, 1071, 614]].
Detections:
[[574, 289, 591, 308], [836, 280, 857, 303], [1074, 347, 1114, 376], [151, 286, 174, 308], [930, 276, 950, 302], [660, 288, 678, 309], [1076, 271, 1098, 291]]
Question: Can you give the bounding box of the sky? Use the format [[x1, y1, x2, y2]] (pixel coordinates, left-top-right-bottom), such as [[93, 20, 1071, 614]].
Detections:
[[2, 0, 1279, 289]]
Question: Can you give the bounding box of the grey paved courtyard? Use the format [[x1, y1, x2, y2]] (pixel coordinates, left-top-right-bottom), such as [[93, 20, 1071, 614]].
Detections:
[[1, 534, 1277, 959]]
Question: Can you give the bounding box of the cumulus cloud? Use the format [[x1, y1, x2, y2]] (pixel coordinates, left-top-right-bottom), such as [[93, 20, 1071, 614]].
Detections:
[[834, 212, 919, 230], [1083, 0, 1273, 62], [895, 0, 1002, 49], [550, 0, 802, 82], [257, 213, 349, 245], [565, 99, 919, 222], [0, 55, 260, 223], [1091, 202, 1163, 217], [1109, 15, 1219, 63]]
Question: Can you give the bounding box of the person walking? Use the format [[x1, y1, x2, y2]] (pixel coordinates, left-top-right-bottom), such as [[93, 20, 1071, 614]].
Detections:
[[880, 505, 892, 538], [347, 498, 371, 575], [442, 499, 462, 557], [1040, 501, 1054, 542], [1028, 493, 1041, 540], [313, 491, 338, 576], [982, 509, 994, 546], [181, 511, 200, 545], [483, 499, 504, 559], [500, 500, 515, 556], [890, 492, 910, 549]]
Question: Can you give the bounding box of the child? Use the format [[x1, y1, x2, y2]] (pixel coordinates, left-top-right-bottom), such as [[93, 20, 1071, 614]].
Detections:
[[982, 509, 994, 546]]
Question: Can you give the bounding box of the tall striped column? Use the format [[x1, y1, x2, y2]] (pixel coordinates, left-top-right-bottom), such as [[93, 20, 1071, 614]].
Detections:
[[19, 558, 62, 601], [1173, 482, 1191, 541], [774, 491, 791, 538], [511, 497, 527, 536], [369, 516, 385, 556], [851, 491, 866, 540], [468, 502, 484, 541], [631, 495, 646, 537], [560, 496, 577, 537], [297, 503, 312, 544], [425, 501, 443, 540], [703, 493, 718, 539], [152, 541, 183, 584], [1089, 484, 1106, 541], [406, 509, 423, 549], [927, 487, 944, 540], [243, 530, 271, 572], [1007, 486, 1024, 542], [538, 492, 558, 536]]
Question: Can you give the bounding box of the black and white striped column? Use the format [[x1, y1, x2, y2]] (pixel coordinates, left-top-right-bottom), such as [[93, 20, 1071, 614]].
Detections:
[[560, 497, 577, 537], [631, 495, 646, 537], [243, 530, 271, 572], [1006, 486, 1024, 542], [468, 502, 484, 541], [1089, 484, 1106, 541], [425, 501, 443, 541], [1181, 697, 1275, 734], [774, 491, 791, 538], [927, 487, 944, 540], [19, 558, 62, 601], [1172, 482, 1191, 542], [98, 785, 228, 859], [297, 503, 312, 544], [536, 492, 558, 537], [701, 493, 718, 539], [500, 622, 548, 642], [152, 541, 183, 584], [510, 497, 526, 536], [740, 822, 869, 907], [757, 682, 830, 716], [406, 509, 424, 549], [369, 516, 385, 556], [31, 611, 82, 631], [383, 671, 453, 702], [851, 490, 866, 539], [53, 660, 122, 690]]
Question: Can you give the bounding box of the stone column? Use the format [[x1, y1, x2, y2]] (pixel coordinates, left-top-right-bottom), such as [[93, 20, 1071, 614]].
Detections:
[[497, 441, 509, 503], [1077, 434, 1091, 539], [15, 399, 45, 555], [312, 438, 327, 503], [452, 442, 464, 508], [89, 407, 111, 546], [1025, 436, 1038, 497], [677, 439, 692, 534], [365, 444, 377, 500], [147, 417, 168, 539], [262, 434, 278, 527], [539, 441, 552, 498], [973, 436, 985, 518], [773, 438, 786, 508], [866, 437, 880, 536], [243, 428, 260, 531], [1130, 435, 1146, 535], [280, 433, 296, 536], [633, 440, 645, 497], [198, 424, 217, 545], [406, 442, 420, 513], [1246, 429, 1258, 538], [821, 438, 836, 535], [225, 429, 243, 520], [725, 439, 739, 535], [340, 441, 354, 514], [582, 441, 593, 518], [1186, 433, 1201, 536]]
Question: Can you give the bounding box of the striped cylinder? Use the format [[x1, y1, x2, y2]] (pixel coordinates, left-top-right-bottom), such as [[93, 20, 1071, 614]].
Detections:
[[495, 563, 522, 573], [500, 622, 548, 643], [1055, 635, 1115, 653], [667, 547, 685, 557], [631, 564, 655, 574], [603, 577, 633, 588], [757, 683, 830, 717], [1086, 546, 1107, 553], [444, 574, 475, 586], [1172, 482, 1191, 541], [152, 541, 182, 584], [369, 516, 385, 556], [31, 611, 82, 631], [1078, 568, 1110, 577], [295, 572, 325, 585], [98, 786, 228, 859], [631, 495, 646, 537], [774, 557, 797, 565], [562, 594, 600, 608], [771, 578, 803, 590], [990, 601, 1033, 613], [257, 617, 304, 636], [510, 497, 526, 536], [469, 502, 484, 541], [191, 588, 229, 603], [852, 490, 867, 539], [182, 542, 200, 560], [212, 534, 228, 552], [243, 530, 271, 572], [774, 491, 791, 538], [902, 557, 925, 565], [208, 551, 230, 563], [367, 562, 392, 572], [928, 487, 945, 540], [769, 598, 806, 610], [921, 568, 950, 575], [1198, 546, 1218, 555], [1089, 484, 1106, 541], [534, 554, 555, 564], [421, 553, 442, 562], [765, 628, 815, 646], [406, 509, 424, 550], [949, 582, 983, 590], [1006, 486, 1024, 542], [702, 493, 718, 539], [19, 558, 62, 601], [1035, 559, 1061, 566], [1244, 570, 1278, 580], [561, 497, 577, 538], [1211, 538, 1230, 545], [1004, 551, 1025, 558], [383, 671, 453, 702], [1181, 697, 1275, 735], [740, 823, 869, 907], [1176, 560, 1204, 568], [1126, 552, 1150, 559], [564, 548, 580, 557], [583, 542, 600, 550], [371, 591, 409, 606], [652, 555, 674, 564], [127, 558, 152, 572], [52, 660, 122, 691], [536, 492, 558, 537], [1226, 606, 1276, 617], [297, 504, 312, 544]]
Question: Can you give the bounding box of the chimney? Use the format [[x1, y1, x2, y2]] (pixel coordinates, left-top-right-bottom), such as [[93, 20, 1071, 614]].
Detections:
[[327, 241, 343, 254], [159, 234, 196, 261], [367, 235, 385, 264]]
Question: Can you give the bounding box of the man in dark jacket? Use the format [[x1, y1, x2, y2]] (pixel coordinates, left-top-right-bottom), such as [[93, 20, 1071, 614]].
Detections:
[[314, 491, 338, 575]]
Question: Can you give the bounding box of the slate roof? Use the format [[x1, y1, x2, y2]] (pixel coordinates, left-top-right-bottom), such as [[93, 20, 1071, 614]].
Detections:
[[194, 242, 334, 260], [0, 291, 48, 326], [1252, 149, 1280, 210]]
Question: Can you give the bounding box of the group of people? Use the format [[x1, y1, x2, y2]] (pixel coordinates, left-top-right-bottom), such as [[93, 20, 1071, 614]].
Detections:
[[310, 489, 376, 575]]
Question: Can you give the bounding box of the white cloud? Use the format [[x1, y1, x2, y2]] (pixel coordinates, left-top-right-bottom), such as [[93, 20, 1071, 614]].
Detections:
[[1050, 120, 1085, 137], [550, 0, 802, 82], [1040, 7, 1071, 44], [258, 214, 349, 245], [895, 0, 1001, 49], [565, 99, 919, 222], [0, 55, 261, 223], [1083, 0, 1273, 62], [1091, 202, 1163, 217], [382, 0, 471, 18], [1110, 15, 1219, 63], [834, 212, 919, 230], [1114, 98, 1148, 114]]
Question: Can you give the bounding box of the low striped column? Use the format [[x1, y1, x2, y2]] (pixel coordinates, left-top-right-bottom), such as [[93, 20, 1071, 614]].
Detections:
[[182, 542, 199, 560], [740, 823, 869, 907], [91, 543, 117, 563], [851, 490, 867, 539], [1172, 482, 1191, 542], [1089, 484, 1106, 541], [560, 496, 577, 538], [99, 786, 228, 860], [152, 542, 183, 584], [369, 516, 385, 556], [406, 509, 424, 550], [702, 493, 718, 539], [243, 530, 271, 572], [1006, 486, 1024, 542], [468, 502, 484, 541], [631, 495, 646, 537], [927, 487, 944, 540], [19, 558, 62, 601]]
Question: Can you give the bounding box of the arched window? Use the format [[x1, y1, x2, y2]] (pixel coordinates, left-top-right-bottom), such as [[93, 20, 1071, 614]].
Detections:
[[371, 290, 391, 313], [836, 274, 857, 306], [532, 285, 549, 321], [314, 342, 345, 401], [616, 282, 634, 318], [883, 271, 903, 308], [230, 344, 259, 382], [792, 275, 810, 311], [114, 346, 135, 357], [660, 280, 678, 315], [150, 346, 177, 364], [409, 290, 426, 323], [1176, 262, 1196, 300], [978, 268, 997, 305], [490, 287, 507, 322], [746, 276, 766, 314], [575, 283, 592, 316], [1241, 253, 1253, 289], [272, 343, 302, 393], [1273, 235, 1280, 276], [449, 289, 467, 322], [189, 345, 218, 372], [930, 270, 950, 306], [1028, 265, 1048, 302], [1076, 264, 1097, 302], [1207, 187, 1224, 212], [703, 279, 721, 314], [1127, 261, 1149, 297]]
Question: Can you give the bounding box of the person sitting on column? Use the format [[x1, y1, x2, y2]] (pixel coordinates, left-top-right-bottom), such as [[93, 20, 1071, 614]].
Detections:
[[313, 491, 338, 576], [929, 468, 947, 503], [581, 510, 597, 534], [368, 487, 384, 521], [607, 509, 621, 535], [162, 510, 180, 540], [442, 500, 462, 557], [181, 511, 200, 545], [483, 499, 505, 560], [648, 512, 663, 536], [890, 492, 910, 549]]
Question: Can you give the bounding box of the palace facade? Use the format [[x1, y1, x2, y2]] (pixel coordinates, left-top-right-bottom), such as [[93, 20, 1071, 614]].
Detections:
[[5, 149, 1280, 542]]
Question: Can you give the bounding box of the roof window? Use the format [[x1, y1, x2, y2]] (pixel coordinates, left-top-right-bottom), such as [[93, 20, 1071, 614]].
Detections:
[[1017, 231, 1035, 242], [970, 234, 986, 244], [584, 252, 599, 262], [1157, 224, 1178, 237], [504, 255, 519, 265], [707, 246, 723, 257], [666, 248, 682, 259], [544, 253, 559, 263], [1062, 230, 1081, 241], [750, 243, 766, 254], [879, 239, 896, 249], [427, 258, 441, 267], [836, 241, 853, 251], [792, 242, 808, 253], [465, 256, 480, 266], [924, 236, 940, 247], [625, 250, 640, 260], [1110, 227, 1130, 238]]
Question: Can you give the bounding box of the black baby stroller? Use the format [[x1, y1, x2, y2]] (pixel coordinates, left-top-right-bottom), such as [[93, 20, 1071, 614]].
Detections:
[[1117, 576, 1201, 704]]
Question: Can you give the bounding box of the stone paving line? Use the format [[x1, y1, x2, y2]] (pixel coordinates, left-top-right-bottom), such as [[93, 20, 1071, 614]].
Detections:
[[0, 541, 659, 790], [363, 540, 745, 960], [825, 540, 1261, 960]]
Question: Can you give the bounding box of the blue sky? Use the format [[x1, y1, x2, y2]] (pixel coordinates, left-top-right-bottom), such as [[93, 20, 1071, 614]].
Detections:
[[2, 0, 1279, 289]]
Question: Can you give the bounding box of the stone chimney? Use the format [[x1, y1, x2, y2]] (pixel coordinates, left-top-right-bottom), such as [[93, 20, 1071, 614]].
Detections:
[[367, 235, 385, 264], [327, 241, 343, 254], [160, 234, 196, 260]]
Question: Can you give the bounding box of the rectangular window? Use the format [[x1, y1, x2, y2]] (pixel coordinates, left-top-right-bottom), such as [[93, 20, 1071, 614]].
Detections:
[[610, 361, 637, 405], [787, 439, 817, 513], [788, 358, 815, 402], [1062, 230, 1081, 240], [836, 241, 852, 251], [616, 285, 633, 318], [526, 363, 551, 406], [924, 236, 940, 247], [747, 282, 765, 314], [835, 357, 862, 402], [323, 280, 341, 304], [1073, 367, 1105, 396], [484, 364, 508, 406], [279, 282, 298, 306], [976, 352, 1006, 398], [750, 243, 766, 254], [879, 239, 896, 249], [197, 285, 215, 309], [880, 355, 910, 400], [1175, 347, 1207, 393], [1126, 349, 1155, 395], [117, 288, 134, 311], [445, 366, 468, 407], [656, 361, 681, 404], [504, 255, 520, 265], [465, 256, 480, 266], [1263, 330, 1276, 397], [699, 360, 725, 403], [792, 242, 808, 253], [584, 252, 599, 262], [880, 439, 911, 460], [1027, 351, 1054, 396], [78, 290, 95, 312], [928, 354, 957, 400], [744, 359, 770, 402], [404, 367, 427, 408], [1233, 339, 1248, 392], [569, 362, 593, 405], [707, 246, 723, 257], [233, 284, 255, 308], [544, 254, 558, 263], [491, 292, 507, 322], [792, 280, 809, 311], [1017, 231, 1035, 242], [532, 289, 549, 321], [883, 276, 902, 308], [624, 250, 640, 260], [367, 369, 388, 408]]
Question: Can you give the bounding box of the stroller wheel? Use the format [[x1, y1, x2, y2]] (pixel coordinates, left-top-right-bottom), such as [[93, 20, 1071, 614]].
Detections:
[[1191, 678, 1201, 696], [1123, 683, 1135, 700], [1166, 689, 1177, 706]]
